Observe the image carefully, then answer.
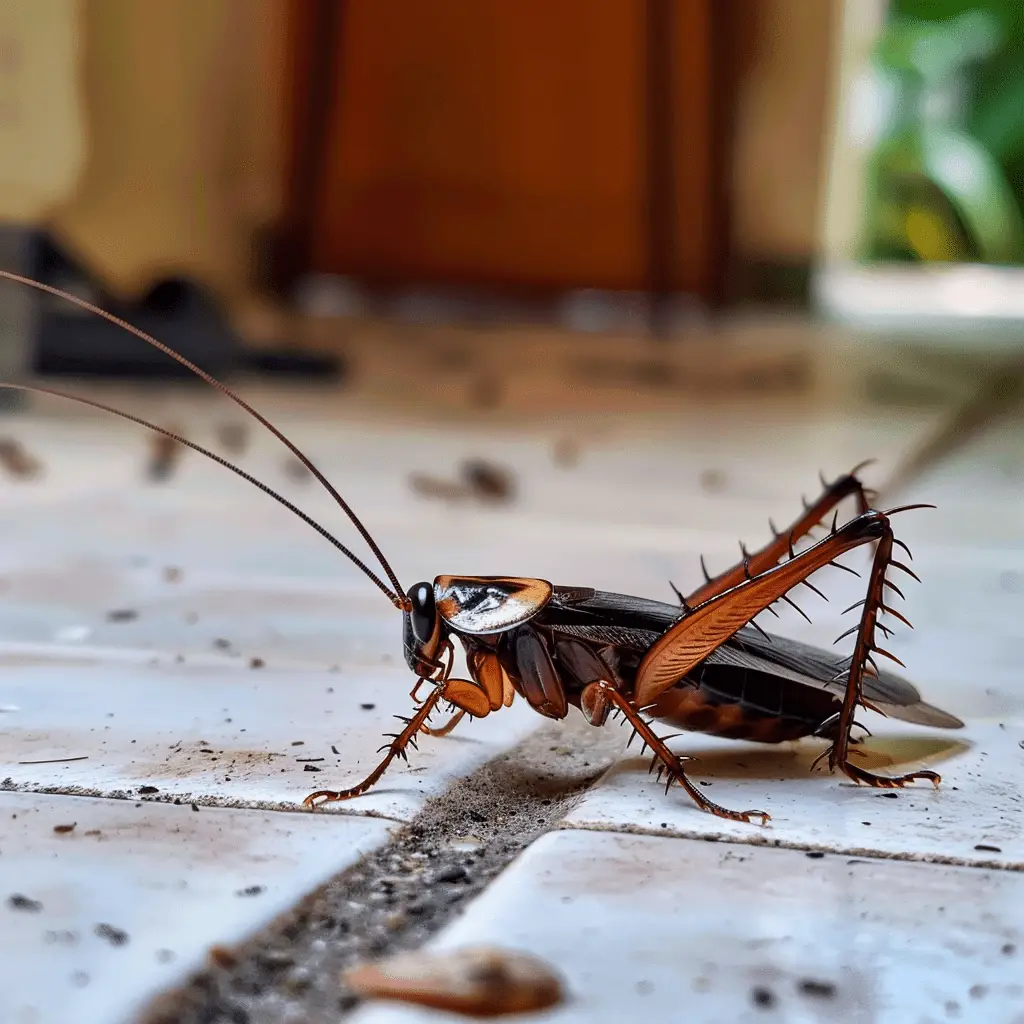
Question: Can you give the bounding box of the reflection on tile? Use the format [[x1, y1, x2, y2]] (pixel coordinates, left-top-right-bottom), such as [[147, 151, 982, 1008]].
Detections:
[[349, 829, 1024, 1024], [562, 718, 1023, 867], [0, 791, 391, 1024]]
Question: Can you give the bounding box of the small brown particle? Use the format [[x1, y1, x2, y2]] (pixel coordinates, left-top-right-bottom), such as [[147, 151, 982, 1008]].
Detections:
[[147, 431, 183, 482], [249, 657, 265, 669], [163, 566, 182, 583], [552, 437, 580, 468], [699, 468, 727, 492], [208, 945, 238, 969], [53, 823, 77, 834], [0, 438, 43, 478]]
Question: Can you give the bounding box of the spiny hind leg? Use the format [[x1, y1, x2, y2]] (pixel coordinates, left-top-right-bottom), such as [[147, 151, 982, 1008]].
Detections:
[[821, 508, 941, 789], [684, 460, 878, 608], [581, 680, 770, 826]]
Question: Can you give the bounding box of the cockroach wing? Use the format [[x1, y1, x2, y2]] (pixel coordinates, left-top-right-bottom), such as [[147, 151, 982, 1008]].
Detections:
[[707, 626, 964, 729], [434, 576, 553, 635]]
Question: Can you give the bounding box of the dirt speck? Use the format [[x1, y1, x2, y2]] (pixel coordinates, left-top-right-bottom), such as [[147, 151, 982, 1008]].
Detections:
[[361, 703, 376, 711], [53, 823, 77, 834], [699, 468, 726, 492], [304, 764, 322, 773], [163, 566, 183, 583], [236, 886, 265, 898], [798, 979, 836, 999], [95, 923, 129, 946], [974, 844, 1002, 853], [106, 609, 139, 623], [7, 893, 42, 912], [216, 423, 248, 456], [249, 657, 265, 669], [751, 986, 775, 1009]]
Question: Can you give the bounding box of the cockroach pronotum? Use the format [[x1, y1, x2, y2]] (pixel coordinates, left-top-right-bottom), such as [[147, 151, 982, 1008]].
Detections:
[[0, 272, 964, 825]]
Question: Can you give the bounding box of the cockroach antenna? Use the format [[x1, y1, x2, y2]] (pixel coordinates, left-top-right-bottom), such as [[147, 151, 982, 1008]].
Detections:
[[0, 270, 410, 610]]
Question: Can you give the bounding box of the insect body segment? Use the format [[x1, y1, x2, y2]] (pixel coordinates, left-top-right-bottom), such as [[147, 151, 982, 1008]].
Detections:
[[0, 271, 964, 828]]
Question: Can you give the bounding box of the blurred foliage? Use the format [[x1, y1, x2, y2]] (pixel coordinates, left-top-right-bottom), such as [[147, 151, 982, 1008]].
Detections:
[[861, 1, 1024, 264]]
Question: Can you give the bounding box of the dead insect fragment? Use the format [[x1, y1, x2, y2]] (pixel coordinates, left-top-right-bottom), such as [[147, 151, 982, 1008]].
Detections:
[[343, 945, 565, 1017]]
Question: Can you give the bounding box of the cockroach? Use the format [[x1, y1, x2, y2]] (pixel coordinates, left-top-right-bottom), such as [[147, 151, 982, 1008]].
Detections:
[[0, 271, 965, 826]]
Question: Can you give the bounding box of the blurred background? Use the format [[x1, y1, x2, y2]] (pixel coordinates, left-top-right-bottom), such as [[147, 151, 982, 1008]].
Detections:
[[0, 0, 1022, 482]]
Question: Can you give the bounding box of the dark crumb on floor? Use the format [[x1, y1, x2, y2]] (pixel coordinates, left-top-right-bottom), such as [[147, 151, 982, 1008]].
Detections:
[[163, 566, 183, 583], [331, 745, 340, 755], [751, 986, 775, 1009], [106, 609, 139, 622], [360, 703, 375, 711], [969, 985, 987, 999], [974, 844, 1002, 853], [95, 923, 129, 946], [139, 786, 159, 795], [798, 979, 837, 999], [191, 803, 199, 812], [460, 459, 516, 502], [881, 792, 899, 799], [213, 638, 232, 650], [805, 851, 825, 859], [303, 764, 322, 772], [236, 886, 265, 898], [249, 657, 265, 669], [1001, 943, 1016, 956], [53, 823, 77, 834], [7, 894, 42, 912], [135, 719, 623, 1024]]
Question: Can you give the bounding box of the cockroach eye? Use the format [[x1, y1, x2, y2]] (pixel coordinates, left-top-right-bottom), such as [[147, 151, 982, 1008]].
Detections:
[[408, 582, 436, 643]]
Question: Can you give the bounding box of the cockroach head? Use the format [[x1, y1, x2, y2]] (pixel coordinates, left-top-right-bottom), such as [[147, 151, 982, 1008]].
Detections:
[[403, 580, 445, 676]]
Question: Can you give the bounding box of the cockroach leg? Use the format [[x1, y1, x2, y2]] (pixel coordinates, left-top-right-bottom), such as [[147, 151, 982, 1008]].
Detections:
[[304, 688, 445, 807], [581, 681, 771, 825], [421, 710, 466, 738], [305, 676, 492, 807], [826, 508, 942, 789], [685, 461, 877, 607]]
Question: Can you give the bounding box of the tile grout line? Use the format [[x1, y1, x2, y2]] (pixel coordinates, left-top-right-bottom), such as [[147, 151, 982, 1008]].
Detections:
[[556, 820, 1023, 873], [134, 718, 624, 1024]]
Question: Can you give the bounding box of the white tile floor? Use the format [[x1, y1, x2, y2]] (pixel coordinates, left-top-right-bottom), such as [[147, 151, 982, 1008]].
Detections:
[[0, 386, 1021, 1023]]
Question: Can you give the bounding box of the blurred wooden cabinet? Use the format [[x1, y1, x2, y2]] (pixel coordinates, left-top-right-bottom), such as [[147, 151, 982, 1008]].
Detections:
[[279, 0, 735, 302]]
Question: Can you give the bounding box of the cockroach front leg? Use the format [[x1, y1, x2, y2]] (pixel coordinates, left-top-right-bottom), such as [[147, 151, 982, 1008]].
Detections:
[[581, 680, 770, 825], [685, 460, 877, 607], [303, 677, 493, 808]]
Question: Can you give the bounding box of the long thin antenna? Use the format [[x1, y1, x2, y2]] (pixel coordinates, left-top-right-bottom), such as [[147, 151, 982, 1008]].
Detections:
[[0, 270, 408, 606], [0, 382, 405, 607]]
